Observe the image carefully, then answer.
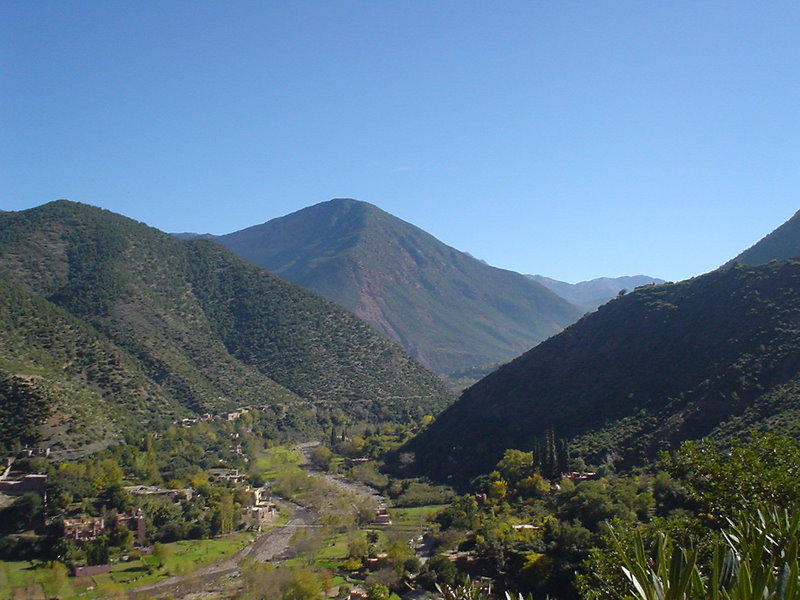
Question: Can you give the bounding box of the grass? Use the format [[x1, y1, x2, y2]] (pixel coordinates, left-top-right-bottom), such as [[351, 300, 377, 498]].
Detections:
[[161, 532, 253, 574], [0, 531, 254, 600], [315, 533, 350, 562], [254, 446, 303, 481], [388, 504, 447, 535]]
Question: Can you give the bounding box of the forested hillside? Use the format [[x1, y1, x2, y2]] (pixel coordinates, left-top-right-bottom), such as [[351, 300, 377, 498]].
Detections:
[[402, 260, 800, 483], [0, 201, 451, 454]]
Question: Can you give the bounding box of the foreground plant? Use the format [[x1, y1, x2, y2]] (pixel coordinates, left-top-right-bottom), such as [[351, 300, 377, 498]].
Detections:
[[435, 576, 533, 600], [609, 505, 800, 600]]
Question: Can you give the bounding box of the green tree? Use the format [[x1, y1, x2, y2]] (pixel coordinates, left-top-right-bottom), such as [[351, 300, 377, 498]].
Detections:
[[283, 568, 320, 600], [310, 445, 334, 470], [496, 449, 535, 487], [44, 561, 69, 597], [108, 523, 134, 549], [662, 433, 800, 519], [368, 584, 391, 600], [101, 483, 132, 511], [152, 542, 172, 569], [91, 458, 123, 491], [211, 491, 235, 535], [86, 536, 110, 566], [0, 491, 42, 532]]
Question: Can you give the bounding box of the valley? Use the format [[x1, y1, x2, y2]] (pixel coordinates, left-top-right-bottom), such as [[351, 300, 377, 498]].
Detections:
[[1, 201, 799, 599]]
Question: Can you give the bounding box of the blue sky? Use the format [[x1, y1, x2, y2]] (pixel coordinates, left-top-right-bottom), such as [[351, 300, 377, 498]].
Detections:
[[3, 2, 799, 283]]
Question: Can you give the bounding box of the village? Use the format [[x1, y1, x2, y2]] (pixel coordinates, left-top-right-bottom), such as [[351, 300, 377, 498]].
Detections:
[[0, 403, 441, 600]]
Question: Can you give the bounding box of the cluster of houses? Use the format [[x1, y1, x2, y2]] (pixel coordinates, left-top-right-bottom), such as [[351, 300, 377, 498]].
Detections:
[[562, 471, 598, 484], [63, 508, 149, 575], [63, 508, 146, 546], [373, 507, 392, 526], [240, 486, 278, 531], [173, 405, 262, 428], [209, 467, 247, 485]]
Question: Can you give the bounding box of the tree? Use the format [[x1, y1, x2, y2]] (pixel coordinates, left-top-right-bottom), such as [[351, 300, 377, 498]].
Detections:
[[0, 492, 42, 533], [348, 532, 369, 559], [419, 555, 458, 589], [211, 491, 235, 535], [283, 568, 320, 600], [101, 484, 131, 511], [108, 523, 134, 549], [385, 538, 414, 576], [310, 445, 334, 470], [661, 433, 800, 519], [239, 561, 287, 600], [91, 458, 123, 491], [152, 542, 172, 569], [289, 528, 323, 564], [488, 479, 508, 501], [44, 561, 69, 596], [496, 449, 534, 487], [558, 480, 617, 531], [367, 584, 391, 600], [86, 536, 110, 566]]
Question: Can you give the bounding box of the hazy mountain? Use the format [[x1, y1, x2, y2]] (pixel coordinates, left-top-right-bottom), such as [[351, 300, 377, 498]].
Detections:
[[727, 209, 800, 267], [172, 232, 216, 240], [214, 199, 583, 376], [400, 260, 800, 484], [0, 201, 451, 454], [527, 274, 665, 312]]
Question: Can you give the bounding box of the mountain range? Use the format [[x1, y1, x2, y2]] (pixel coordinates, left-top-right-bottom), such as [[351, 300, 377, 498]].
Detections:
[[5, 196, 799, 480], [527, 274, 665, 312], [400, 209, 800, 484], [203, 199, 583, 376], [0, 201, 451, 456]]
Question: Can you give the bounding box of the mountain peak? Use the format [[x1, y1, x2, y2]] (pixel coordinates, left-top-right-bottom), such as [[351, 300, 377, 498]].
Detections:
[[728, 209, 800, 267], [216, 201, 581, 375]]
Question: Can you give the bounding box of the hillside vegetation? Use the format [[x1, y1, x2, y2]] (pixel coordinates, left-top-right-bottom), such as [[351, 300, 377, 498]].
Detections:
[[0, 201, 451, 454], [215, 198, 582, 375], [401, 260, 800, 483]]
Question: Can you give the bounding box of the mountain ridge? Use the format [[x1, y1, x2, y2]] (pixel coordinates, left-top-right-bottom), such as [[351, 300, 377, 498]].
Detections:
[[214, 198, 583, 375], [527, 274, 666, 312], [727, 209, 800, 267]]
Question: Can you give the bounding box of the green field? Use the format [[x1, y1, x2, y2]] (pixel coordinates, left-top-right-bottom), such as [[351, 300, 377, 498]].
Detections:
[[0, 532, 253, 600], [254, 446, 303, 480]]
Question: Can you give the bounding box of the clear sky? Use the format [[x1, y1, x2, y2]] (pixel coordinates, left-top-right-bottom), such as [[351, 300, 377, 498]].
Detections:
[[3, 1, 799, 283]]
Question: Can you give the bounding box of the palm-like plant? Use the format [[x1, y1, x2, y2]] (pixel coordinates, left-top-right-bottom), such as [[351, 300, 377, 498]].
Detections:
[[435, 576, 533, 599], [609, 505, 800, 600]]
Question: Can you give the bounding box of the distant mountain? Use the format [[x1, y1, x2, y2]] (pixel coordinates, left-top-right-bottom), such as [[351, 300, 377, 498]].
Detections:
[[400, 260, 800, 484], [727, 209, 800, 267], [527, 274, 665, 312], [172, 232, 216, 240], [214, 199, 582, 376], [0, 201, 451, 455]]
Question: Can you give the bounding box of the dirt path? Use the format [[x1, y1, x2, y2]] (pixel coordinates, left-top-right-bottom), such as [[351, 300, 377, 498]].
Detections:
[[126, 504, 315, 599], [125, 443, 380, 599]]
